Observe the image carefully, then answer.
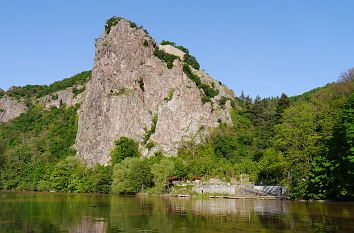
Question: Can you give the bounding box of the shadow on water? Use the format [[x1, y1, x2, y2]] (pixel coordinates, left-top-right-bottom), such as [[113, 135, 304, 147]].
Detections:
[[0, 191, 353, 233]]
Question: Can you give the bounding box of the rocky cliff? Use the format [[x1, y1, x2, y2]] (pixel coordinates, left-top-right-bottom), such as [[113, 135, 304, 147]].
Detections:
[[75, 18, 235, 166], [0, 18, 236, 167]]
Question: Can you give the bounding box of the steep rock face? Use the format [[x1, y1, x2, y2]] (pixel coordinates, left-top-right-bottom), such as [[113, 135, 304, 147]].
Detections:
[[76, 19, 235, 166], [0, 96, 27, 122]]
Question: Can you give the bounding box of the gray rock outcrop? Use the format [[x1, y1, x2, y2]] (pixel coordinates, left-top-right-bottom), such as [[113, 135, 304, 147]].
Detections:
[[37, 84, 89, 109], [72, 19, 236, 166], [0, 96, 27, 122]]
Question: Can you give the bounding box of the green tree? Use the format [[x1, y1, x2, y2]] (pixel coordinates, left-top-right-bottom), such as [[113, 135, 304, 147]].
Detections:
[[151, 159, 174, 193], [272, 103, 326, 198], [275, 93, 290, 123], [212, 135, 237, 160], [111, 157, 152, 194], [110, 137, 140, 165], [91, 164, 112, 193], [258, 148, 286, 185], [50, 156, 85, 192], [328, 93, 354, 199]]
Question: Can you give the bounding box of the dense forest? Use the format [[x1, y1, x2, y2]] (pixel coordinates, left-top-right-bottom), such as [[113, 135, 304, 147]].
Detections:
[[0, 68, 353, 200]]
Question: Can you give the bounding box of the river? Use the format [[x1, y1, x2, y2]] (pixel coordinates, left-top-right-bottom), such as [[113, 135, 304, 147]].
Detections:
[[0, 191, 353, 232]]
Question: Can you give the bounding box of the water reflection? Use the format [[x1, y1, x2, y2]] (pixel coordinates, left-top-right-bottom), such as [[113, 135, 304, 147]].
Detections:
[[0, 192, 353, 233], [165, 198, 289, 216]]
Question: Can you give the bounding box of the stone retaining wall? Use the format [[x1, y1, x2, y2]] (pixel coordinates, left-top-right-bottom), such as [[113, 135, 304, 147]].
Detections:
[[193, 184, 287, 196]]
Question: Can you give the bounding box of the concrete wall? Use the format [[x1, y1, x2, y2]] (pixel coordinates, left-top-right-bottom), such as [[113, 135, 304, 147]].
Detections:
[[192, 184, 287, 196], [193, 184, 257, 195]]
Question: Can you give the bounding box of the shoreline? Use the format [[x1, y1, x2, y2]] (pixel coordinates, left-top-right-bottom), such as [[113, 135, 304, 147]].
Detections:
[[3, 190, 348, 202]]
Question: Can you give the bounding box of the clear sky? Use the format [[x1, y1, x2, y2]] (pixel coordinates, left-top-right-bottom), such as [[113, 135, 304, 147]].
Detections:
[[1, 0, 353, 98]]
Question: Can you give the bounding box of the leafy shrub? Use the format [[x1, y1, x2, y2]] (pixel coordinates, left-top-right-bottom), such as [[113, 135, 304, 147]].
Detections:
[[219, 96, 236, 109], [201, 95, 212, 104], [138, 78, 144, 91], [0, 108, 4, 112], [153, 48, 178, 69], [184, 54, 200, 70], [110, 136, 140, 165], [143, 114, 158, 144], [146, 141, 155, 150], [164, 88, 175, 102], [129, 21, 137, 28], [72, 86, 85, 96], [0, 92, 4, 98], [160, 40, 176, 46], [105, 17, 122, 34], [183, 64, 218, 104], [175, 45, 189, 54], [111, 157, 152, 194], [143, 40, 148, 48]]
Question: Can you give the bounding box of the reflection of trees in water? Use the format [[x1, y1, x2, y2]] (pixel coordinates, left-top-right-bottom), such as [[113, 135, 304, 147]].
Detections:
[[106, 197, 291, 232], [1, 192, 353, 233], [0, 192, 110, 233]]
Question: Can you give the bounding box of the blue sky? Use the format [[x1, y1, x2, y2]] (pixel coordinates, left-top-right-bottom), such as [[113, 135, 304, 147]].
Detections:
[[0, 0, 353, 98]]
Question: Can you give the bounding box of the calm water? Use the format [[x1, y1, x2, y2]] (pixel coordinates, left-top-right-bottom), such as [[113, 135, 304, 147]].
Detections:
[[0, 192, 353, 233]]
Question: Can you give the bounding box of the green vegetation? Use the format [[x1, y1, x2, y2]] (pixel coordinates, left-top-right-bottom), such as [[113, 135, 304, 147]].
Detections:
[[164, 88, 175, 102], [6, 71, 91, 100], [72, 86, 85, 96], [0, 92, 4, 98], [175, 45, 189, 54], [105, 17, 122, 34], [160, 40, 200, 69], [138, 78, 144, 91], [184, 54, 200, 70], [110, 136, 140, 165], [153, 48, 178, 69], [112, 157, 152, 194], [151, 159, 174, 193], [0, 109, 4, 112], [105, 17, 149, 35], [160, 40, 176, 46], [183, 64, 219, 104], [0, 102, 112, 193], [0, 60, 352, 201], [219, 96, 236, 109], [146, 141, 155, 150], [143, 114, 158, 144], [143, 39, 148, 48]]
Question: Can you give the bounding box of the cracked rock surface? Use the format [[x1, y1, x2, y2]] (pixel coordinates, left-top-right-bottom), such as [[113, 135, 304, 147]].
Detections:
[[73, 19, 235, 166]]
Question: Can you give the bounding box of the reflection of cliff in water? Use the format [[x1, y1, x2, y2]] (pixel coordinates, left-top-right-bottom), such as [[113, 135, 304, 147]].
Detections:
[[1, 192, 353, 233], [69, 216, 106, 233], [164, 198, 288, 217]]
